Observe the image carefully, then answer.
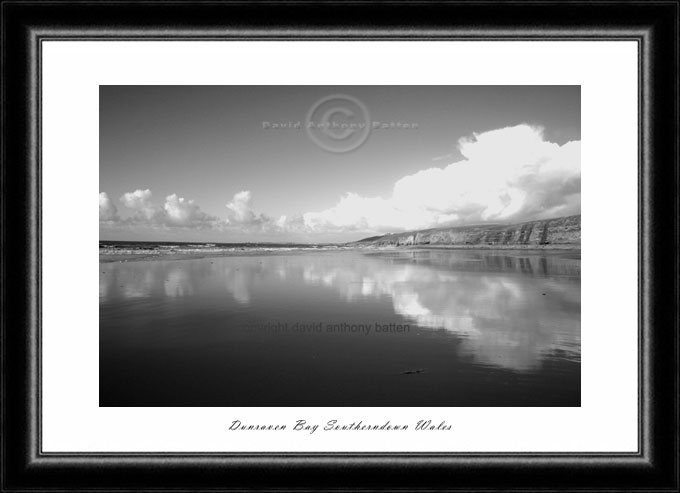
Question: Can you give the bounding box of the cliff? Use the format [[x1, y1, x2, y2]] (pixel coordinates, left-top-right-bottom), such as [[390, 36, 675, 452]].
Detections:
[[353, 215, 581, 248]]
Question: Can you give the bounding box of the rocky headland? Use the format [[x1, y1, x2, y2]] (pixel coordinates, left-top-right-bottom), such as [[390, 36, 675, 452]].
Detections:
[[352, 215, 581, 249]]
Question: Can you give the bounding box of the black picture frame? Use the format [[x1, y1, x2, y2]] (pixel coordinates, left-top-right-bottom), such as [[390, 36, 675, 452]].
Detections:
[[1, 1, 678, 491]]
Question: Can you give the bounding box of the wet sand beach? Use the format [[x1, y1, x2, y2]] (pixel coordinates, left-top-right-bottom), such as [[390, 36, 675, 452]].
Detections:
[[100, 248, 580, 407]]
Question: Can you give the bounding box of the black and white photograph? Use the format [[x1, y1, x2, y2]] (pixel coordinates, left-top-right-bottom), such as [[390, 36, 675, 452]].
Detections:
[[5, 0, 679, 489], [99, 85, 581, 407]]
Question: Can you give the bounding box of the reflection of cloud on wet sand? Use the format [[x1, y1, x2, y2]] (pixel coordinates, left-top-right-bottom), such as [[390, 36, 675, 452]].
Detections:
[[101, 261, 203, 301], [100, 264, 160, 300], [224, 267, 251, 305], [164, 268, 194, 298], [300, 252, 580, 371], [101, 251, 580, 371]]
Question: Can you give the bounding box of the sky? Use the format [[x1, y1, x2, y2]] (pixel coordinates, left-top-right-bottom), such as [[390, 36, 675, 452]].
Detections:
[[100, 86, 580, 243]]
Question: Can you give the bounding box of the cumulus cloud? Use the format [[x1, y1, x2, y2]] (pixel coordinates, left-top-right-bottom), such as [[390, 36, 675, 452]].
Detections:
[[120, 189, 159, 221], [302, 124, 580, 233], [101, 124, 580, 239], [225, 191, 257, 224], [225, 190, 272, 229], [99, 192, 119, 222], [163, 194, 216, 228], [113, 189, 218, 229]]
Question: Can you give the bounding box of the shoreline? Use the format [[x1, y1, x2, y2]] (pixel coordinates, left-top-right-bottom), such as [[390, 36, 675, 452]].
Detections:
[[392, 243, 580, 251], [100, 244, 580, 264]]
